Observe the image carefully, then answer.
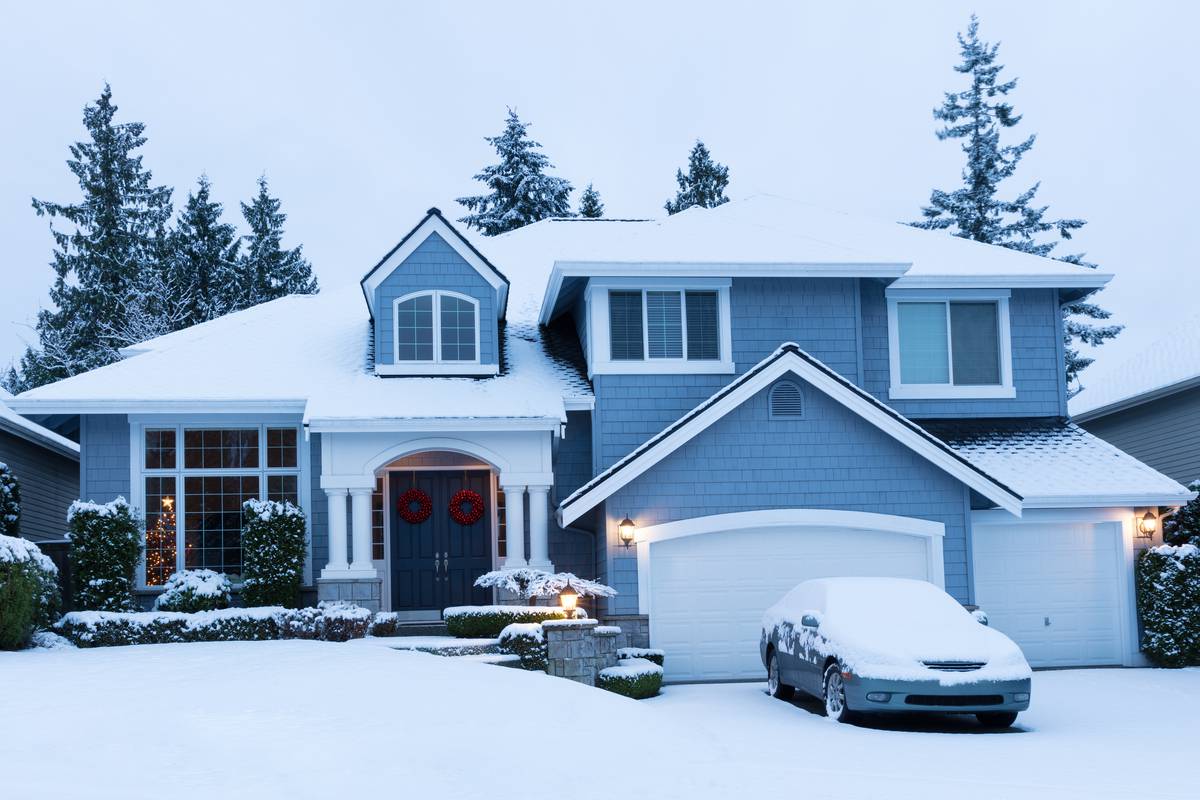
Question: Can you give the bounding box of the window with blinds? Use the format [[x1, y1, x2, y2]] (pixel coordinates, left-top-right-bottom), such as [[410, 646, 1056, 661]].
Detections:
[[608, 291, 645, 360], [608, 289, 720, 362]]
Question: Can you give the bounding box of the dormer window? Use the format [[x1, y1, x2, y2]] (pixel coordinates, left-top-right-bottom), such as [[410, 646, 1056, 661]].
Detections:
[[387, 290, 492, 375]]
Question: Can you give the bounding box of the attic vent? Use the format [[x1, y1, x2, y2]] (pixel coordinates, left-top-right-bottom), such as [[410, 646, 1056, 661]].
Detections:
[[769, 380, 804, 418]]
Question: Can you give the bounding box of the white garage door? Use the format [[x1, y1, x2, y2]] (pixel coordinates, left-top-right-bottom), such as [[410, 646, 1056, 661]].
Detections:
[[648, 526, 932, 683], [972, 521, 1126, 668]]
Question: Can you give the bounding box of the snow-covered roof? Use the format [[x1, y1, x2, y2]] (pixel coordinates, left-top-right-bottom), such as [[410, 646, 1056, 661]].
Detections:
[[921, 419, 1193, 508], [0, 394, 79, 459], [1069, 314, 1200, 420]]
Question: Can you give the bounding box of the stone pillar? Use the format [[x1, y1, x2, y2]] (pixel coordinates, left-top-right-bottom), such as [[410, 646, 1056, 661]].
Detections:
[[544, 618, 600, 685], [502, 482, 526, 568], [527, 485, 551, 569], [349, 488, 376, 575], [321, 488, 349, 575]]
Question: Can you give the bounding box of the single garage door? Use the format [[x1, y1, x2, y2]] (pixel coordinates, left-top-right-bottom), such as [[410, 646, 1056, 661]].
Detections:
[[972, 521, 1126, 668], [648, 525, 933, 683]]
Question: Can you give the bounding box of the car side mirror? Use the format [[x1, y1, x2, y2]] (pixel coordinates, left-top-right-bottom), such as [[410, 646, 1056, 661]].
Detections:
[[800, 613, 820, 629]]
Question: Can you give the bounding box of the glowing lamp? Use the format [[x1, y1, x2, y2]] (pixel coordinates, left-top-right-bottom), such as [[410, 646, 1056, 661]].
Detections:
[[618, 516, 637, 548], [559, 587, 579, 617], [1138, 510, 1158, 538]]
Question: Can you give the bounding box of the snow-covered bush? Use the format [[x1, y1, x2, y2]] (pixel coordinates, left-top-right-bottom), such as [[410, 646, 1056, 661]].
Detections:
[[0, 462, 20, 535], [474, 567, 616, 603], [443, 604, 566, 638], [240, 499, 307, 608], [1136, 544, 1200, 666], [153, 569, 233, 612], [54, 603, 374, 648], [616, 647, 665, 667], [1163, 483, 1200, 546], [598, 657, 663, 699], [369, 611, 402, 637], [498, 622, 547, 670], [0, 534, 60, 649], [67, 498, 141, 612]]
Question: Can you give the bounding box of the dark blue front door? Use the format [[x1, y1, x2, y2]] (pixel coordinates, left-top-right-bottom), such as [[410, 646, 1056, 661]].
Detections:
[[390, 470, 492, 611]]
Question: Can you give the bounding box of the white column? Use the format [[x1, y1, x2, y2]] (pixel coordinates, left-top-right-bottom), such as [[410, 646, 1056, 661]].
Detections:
[[349, 487, 376, 575], [502, 483, 526, 568], [321, 488, 349, 575], [527, 485, 552, 569]]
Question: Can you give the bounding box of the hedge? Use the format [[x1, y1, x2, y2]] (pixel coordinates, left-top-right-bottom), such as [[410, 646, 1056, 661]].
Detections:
[[599, 657, 664, 699], [498, 622, 547, 670], [1137, 544, 1200, 666], [240, 500, 307, 608], [1, 534, 61, 649], [153, 569, 233, 612], [68, 498, 141, 612], [616, 647, 665, 667], [443, 605, 566, 638]]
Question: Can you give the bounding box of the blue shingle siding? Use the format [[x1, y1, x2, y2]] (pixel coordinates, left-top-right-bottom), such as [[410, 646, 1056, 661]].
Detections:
[[549, 410, 596, 580], [0, 429, 78, 542], [860, 282, 1066, 418], [308, 432, 326, 587], [599, 380, 974, 614], [79, 414, 130, 502], [374, 232, 498, 366]]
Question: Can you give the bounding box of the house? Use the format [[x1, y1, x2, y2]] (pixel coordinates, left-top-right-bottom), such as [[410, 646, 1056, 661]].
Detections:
[[0, 386, 79, 542], [8, 195, 1191, 681], [1069, 316, 1200, 486]]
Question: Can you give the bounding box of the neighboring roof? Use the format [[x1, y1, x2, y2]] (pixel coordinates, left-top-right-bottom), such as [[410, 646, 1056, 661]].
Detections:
[[0, 395, 80, 459], [1069, 315, 1200, 421], [922, 418, 1193, 508], [556, 343, 1023, 527]]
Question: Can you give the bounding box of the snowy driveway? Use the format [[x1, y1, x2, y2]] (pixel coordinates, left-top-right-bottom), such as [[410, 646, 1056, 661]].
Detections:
[[1, 640, 1194, 800]]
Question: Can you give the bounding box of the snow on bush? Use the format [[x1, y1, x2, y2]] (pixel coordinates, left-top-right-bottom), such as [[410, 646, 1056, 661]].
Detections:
[[1162, 482, 1200, 546], [240, 499, 307, 608], [1136, 543, 1200, 667], [0, 534, 61, 649], [153, 569, 233, 612], [369, 611, 401, 637], [68, 497, 141, 612], [616, 647, 665, 667], [599, 657, 663, 699], [443, 604, 566, 638], [473, 567, 617, 601], [0, 461, 20, 535], [54, 602, 373, 648], [498, 622, 546, 670]]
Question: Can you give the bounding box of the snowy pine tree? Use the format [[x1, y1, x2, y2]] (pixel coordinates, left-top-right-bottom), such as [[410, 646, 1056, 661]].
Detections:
[[16, 85, 173, 389], [913, 16, 1120, 386], [664, 140, 730, 215], [237, 176, 318, 306], [458, 109, 574, 236], [578, 183, 604, 218], [170, 175, 242, 327]]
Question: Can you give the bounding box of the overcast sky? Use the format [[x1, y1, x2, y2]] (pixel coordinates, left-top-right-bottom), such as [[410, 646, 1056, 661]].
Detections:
[[1, 0, 1195, 391]]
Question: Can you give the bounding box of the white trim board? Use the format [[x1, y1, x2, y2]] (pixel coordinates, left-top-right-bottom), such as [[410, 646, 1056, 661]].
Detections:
[[556, 343, 1023, 527]]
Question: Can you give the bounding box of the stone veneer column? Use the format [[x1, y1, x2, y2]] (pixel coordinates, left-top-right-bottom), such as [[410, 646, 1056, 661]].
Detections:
[[349, 488, 376, 575], [526, 485, 551, 569], [321, 488, 349, 574], [501, 482, 526, 568]]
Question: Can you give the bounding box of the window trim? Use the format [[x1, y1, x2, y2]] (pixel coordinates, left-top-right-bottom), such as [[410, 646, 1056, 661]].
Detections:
[[586, 278, 734, 376], [383, 290, 496, 377], [886, 289, 1015, 400]]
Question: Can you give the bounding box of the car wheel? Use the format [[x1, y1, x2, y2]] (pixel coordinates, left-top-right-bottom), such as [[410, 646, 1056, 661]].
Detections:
[[976, 711, 1018, 729], [767, 650, 794, 700], [822, 663, 854, 723]]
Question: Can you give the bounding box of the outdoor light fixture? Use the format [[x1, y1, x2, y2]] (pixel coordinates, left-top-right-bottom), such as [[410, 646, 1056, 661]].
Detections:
[[618, 516, 637, 548], [559, 587, 579, 618], [1137, 510, 1158, 538]]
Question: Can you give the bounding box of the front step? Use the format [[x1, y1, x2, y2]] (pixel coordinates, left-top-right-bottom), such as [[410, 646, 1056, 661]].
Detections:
[[390, 621, 449, 637]]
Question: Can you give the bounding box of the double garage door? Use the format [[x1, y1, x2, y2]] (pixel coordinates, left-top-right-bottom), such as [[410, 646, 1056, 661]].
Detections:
[[647, 517, 1129, 683]]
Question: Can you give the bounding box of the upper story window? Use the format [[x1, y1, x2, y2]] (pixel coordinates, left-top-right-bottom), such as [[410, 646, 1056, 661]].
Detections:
[[589, 280, 733, 376], [886, 290, 1015, 400], [393, 290, 479, 365]]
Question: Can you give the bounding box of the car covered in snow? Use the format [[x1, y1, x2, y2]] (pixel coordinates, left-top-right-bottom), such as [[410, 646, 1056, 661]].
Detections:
[[760, 578, 1032, 728]]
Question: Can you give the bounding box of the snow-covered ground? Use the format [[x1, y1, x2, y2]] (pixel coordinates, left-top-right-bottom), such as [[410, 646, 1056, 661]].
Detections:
[[1, 641, 1194, 799]]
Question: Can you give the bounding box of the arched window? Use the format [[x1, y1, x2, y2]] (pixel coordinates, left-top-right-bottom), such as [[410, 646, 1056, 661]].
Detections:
[[393, 291, 479, 364], [769, 380, 804, 419]]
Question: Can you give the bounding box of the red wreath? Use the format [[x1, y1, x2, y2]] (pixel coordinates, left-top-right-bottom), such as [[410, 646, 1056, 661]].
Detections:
[[397, 488, 433, 524], [449, 489, 485, 526]]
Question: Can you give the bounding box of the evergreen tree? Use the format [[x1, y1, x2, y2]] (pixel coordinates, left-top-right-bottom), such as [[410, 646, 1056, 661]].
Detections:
[[458, 109, 574, 236], [170, 175, 241, 327], [664, 140, 730, 215], [578, 183, 604, 218], [913, 16, 1120, 386], [237, 176, 318, 305], [18, 85, 173, 388]]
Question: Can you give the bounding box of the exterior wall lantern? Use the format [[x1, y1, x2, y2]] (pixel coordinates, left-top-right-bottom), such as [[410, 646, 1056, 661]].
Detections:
[[559, 587, 579, 618], [618, 516, 637, 548], [1137, 510, 1158, 538]]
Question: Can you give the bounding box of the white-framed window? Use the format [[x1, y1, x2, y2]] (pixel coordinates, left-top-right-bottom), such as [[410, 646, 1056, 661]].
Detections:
[[383, 290, 495, 376], [586, 279, 734, 376], [137, 424, 303, 587], [886, 289, 1015, 400]]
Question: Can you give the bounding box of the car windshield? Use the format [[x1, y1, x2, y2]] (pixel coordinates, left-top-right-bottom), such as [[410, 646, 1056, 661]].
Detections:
[[823, 578, 970, 628]]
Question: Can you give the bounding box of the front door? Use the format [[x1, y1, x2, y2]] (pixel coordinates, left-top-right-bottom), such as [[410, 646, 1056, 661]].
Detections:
[[389, 470, 492, 611]]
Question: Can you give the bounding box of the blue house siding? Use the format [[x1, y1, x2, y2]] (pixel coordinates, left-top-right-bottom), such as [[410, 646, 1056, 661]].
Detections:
[[79, 414, 130, 502], [860, 282, 1066, 418], [549, 410, 596, 579], [374, 232, 498, 366], [598, 379, 974, 614], [308, 432, 326, 587]]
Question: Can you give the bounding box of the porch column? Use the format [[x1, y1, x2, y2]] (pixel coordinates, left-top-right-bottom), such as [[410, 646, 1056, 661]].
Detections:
[[321, 488, 349, 574], [527, 485, 552, 569], [349, 487, 376, 575], [502, 482, 527, 568]]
